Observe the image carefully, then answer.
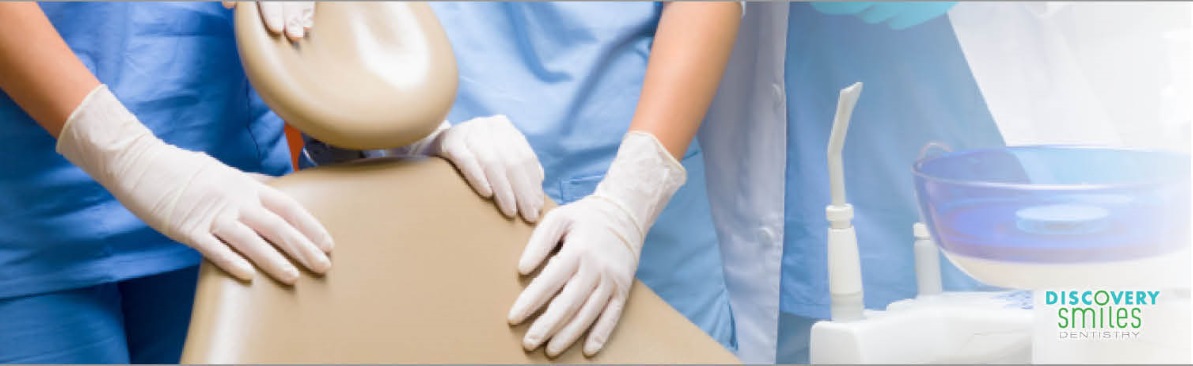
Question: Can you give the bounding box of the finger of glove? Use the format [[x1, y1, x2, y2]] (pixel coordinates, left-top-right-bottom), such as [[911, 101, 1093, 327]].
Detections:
[[503, 121, 545, 223], [282, 2, 310, 40], [488, 115, 535, 185], [859, 3, 901, 25], [518, 211, 570, 274], [259, 186, 335, 253], [194, 234, 256, 281], [508, 146, 544, 223], [242, 206, 331, 274], [473, 131, 517, 218], [584, 293, 628, 357], [811, 1, 873, 15], [509, 255, 578, 325], [442, 132, 494, 198], [547, 281, 613, 357], [886, 3, 955, 30], [258, 2, 285, 35], [524, 268, 599, 352], [223, 1, 236, 9], [491, 116, 546, 220], [299, 1, 315, 28], [214, 219, 300, 285]]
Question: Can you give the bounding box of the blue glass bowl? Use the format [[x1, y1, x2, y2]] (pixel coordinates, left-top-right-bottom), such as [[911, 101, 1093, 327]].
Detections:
[[913, 146, 1190, 264]]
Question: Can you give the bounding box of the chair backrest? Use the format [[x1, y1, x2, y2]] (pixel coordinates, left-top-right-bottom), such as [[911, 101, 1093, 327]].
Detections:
[[179, 158, 740, 363]]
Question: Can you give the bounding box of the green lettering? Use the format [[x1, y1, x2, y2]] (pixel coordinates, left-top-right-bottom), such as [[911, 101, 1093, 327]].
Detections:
[[1131, 307, 1143, 328], [1115, 307, 1129, 328], [1094, 290, 1110, 306], [1071, 307, 1096, 328], [1058, 307, 1069, 328]]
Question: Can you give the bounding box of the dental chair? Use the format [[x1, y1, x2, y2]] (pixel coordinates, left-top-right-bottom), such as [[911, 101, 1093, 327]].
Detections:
[[178, 3, 739, 363]]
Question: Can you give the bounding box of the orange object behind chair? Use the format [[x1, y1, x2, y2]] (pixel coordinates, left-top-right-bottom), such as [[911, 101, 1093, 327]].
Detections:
[[284, 123, 304, 171]]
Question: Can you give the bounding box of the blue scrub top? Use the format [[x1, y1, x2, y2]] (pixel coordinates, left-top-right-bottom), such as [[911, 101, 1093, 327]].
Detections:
[[428, 2, 736, 350], [780, 3, 1005, 320], [0, 2, 292, 299]]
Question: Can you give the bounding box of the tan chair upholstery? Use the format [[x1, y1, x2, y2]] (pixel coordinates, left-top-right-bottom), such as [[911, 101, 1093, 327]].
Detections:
[[179, 158, 739, 363]]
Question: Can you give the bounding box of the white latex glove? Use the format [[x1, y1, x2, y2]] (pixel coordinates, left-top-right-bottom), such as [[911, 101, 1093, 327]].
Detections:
[[507, 131, 686, 357], [57, 85, 334, 285], [382, 115, 546, 223], [223, 1, 315, 40]]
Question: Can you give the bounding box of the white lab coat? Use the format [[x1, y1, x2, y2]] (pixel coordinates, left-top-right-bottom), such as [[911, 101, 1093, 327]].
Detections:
[[699, 2, 1190, 363], [699, 2, 790, 363]]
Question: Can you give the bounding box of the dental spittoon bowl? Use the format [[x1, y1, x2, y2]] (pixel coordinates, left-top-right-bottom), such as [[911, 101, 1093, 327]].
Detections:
[[913, 146, 1191, 289]]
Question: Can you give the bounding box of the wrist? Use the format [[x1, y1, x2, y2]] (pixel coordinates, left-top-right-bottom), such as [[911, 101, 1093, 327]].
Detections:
[[593, 131, 687, 236], [55, 84, 164, 182], [587, 194, 650, 257]]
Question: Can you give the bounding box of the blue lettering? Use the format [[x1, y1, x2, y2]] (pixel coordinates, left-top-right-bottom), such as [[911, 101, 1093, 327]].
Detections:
[[1136, 291, 1146, 305], [1069, 291, 1079, 305], [1082, 291, 1093, 305], [1046, 291, 1058, 305], [1111, 291, 1125, 305], [1148, 291, 1161, 305]]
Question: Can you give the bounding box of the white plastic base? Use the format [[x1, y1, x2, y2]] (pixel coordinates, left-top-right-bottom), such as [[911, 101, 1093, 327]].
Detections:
[[943, 248, 1192, 290], [810, 291, 1034, 364]]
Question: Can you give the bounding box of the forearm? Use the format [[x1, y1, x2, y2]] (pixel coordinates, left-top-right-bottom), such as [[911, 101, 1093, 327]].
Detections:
[[628, 2, 741, 159], [0, 2, 100, 137]]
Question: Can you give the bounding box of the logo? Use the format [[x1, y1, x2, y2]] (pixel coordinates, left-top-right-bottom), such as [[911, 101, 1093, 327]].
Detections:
[[1044, 290, 1161, 340]]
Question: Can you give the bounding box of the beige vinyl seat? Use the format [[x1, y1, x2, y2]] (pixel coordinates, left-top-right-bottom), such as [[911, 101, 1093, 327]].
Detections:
[[178, 2, 739, 363]]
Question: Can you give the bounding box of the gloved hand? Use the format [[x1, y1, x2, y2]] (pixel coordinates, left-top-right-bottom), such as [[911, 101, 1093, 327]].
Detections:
[[383, 115, 546, 223], [57, 85, 334, 285], [811, 2, 956, 30], [223, 1, 315, 40], [508, 131, 686, 357]]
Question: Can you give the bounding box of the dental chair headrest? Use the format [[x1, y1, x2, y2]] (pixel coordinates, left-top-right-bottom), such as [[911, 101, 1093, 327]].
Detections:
[[235, 2, 458, 150]]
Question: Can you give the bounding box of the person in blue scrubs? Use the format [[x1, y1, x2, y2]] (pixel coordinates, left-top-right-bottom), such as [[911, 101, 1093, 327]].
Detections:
[[305, 3, 743, 356], [305, 2, 742, 357], [0, 3, 331, 363], [426, 2, 742, 357], [776, 2, 1005, 363], [301, 3, 741, 356]]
